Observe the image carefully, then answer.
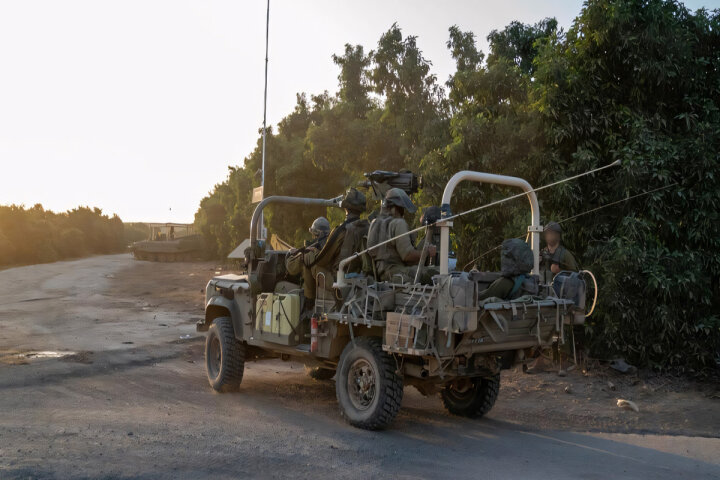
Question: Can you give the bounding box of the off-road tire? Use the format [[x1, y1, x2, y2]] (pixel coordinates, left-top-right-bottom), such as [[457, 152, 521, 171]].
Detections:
[[335, 336, 403, 430], [440, 375, 500, 419], [205, 317, 245, 392], [305, 366, 335, 381]]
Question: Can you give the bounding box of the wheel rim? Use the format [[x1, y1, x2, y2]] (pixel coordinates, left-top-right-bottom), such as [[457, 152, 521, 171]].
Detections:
[[444, 378, 476, 403], [208, 335, 222, 379], [347, 358, 376, 411]]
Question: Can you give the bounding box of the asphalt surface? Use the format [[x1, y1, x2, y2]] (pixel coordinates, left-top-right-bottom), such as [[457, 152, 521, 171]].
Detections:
[[0, 254, 718, 479]]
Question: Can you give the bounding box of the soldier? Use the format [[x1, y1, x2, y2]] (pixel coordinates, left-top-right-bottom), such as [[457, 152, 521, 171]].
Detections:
[[304, 188, 369, 295], [366, 188, 436, 284], [285, 216, 330, 302], [539, 221, 578, 285], [336, 188, 370, 274], [530, 221, 580, 374]]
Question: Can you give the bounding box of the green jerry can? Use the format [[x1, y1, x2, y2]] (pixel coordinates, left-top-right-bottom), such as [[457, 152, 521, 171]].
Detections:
[[254, 293, 302, 345]]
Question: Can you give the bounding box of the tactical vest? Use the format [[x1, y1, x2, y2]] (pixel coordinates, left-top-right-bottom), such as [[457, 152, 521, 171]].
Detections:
[[367, 216, 405, 274], [338, 218, 369, 272], [540, 246, 566, 270]]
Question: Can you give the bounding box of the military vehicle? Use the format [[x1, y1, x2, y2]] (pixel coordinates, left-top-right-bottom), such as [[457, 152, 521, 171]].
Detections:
[[131, 223, 203, 262], [197, 169, 591, 430]]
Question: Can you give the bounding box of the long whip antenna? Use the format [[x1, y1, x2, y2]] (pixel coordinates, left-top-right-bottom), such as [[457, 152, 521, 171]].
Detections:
[[461, 181, 677, 271], [348, 161, 622, 264], [259, 0, 270, 240]]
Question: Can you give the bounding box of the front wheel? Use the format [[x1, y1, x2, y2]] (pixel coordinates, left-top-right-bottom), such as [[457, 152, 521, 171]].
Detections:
[[205, 317, 245, 392], [441, 375, 500, 419], [335, 337, 403, 430]]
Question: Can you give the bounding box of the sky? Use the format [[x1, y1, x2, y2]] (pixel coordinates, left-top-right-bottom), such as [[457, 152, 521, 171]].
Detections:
[[0, 0, 716, 223]]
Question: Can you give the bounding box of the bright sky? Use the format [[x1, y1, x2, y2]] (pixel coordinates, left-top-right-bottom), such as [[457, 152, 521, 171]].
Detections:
[[0, 0, 715, 222]]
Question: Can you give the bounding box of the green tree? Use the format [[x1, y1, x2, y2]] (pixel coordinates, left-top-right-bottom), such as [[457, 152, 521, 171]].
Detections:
[[533, 0, 720, 371], [421, 23, 554, 269]]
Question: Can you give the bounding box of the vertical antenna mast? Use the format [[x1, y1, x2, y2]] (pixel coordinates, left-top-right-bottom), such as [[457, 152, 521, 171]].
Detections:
[[260, 0, 270, 240]]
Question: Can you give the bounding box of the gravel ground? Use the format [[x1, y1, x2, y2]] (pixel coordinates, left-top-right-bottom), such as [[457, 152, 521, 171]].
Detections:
[[0, 254, 718, 479]]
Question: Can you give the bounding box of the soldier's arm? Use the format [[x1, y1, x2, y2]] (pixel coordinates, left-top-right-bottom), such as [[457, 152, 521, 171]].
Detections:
[[550, 250, 579, 273], [392, 220, 436, 264], [563, 251, 579, 271], [302, 247, 319, 267]]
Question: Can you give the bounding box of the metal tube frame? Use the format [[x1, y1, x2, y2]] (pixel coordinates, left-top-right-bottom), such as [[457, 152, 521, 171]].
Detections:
[[249, 195, 342, 244], [439, 171, 541, 275]]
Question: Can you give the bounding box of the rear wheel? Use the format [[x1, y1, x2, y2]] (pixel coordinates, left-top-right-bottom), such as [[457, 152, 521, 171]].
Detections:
[[440, 375, 500, 418], [335, 337, 403, 430], [205, 317, 245, 392]]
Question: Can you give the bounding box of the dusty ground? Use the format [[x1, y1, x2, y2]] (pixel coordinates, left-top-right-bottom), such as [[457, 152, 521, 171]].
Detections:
[[0, 254, 718, 479]]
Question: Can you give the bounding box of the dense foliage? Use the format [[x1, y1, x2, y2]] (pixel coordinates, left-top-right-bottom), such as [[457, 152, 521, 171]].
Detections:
[[0, 204, 126, 267], [196, 0, 719, 372]]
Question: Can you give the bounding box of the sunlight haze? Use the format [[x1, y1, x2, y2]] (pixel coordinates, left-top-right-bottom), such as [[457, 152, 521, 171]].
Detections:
[[0, 0, 714, 222]]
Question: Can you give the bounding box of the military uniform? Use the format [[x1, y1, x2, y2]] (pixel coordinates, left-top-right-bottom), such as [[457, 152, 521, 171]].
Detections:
[[291, 189, 368, 301], [285, 217, 330, 301], [338, 216, 370, 274], [303, 214, 363, 299], [539, 245, 578, 284], [368, 216, 417, 282], [285, 235, 327, 299], [478, 277, 514, 302], [367, 189, 436, 284]]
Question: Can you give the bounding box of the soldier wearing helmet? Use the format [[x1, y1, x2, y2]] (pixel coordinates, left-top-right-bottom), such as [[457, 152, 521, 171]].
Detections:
[[539, 221, 578, 284], [288, 189, 370, 305], [366, 188, 437, 284], [337, 188, 370, 274], [286, 216, 330, 301], [303, 188, 369, 290], [529, 221, 580, 375], [308, 216, 331, 239]]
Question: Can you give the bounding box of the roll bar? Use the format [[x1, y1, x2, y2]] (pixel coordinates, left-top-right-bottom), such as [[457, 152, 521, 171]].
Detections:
[[249, 195, 342, 243], [335, 170, 542, 287], [439, 171, 541, 275]]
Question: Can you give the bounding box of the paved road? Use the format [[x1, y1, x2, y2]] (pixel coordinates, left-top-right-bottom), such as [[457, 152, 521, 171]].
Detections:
[[0, 255, 718, 479]]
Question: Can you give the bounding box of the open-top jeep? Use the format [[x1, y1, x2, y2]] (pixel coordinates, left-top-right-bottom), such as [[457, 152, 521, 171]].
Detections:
[[197, 170, 588, 430]]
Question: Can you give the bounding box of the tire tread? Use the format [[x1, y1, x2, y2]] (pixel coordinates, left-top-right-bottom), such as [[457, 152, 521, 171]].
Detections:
[[206, 317, 245, 392], [441, 375, 500, 419], [337, 336, 403, 430]]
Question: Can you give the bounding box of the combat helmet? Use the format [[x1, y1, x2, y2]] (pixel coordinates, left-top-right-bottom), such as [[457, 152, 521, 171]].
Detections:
[[309, 217, 330, 237], [340, 188, 366, 214], [382, 187, 417, 214]]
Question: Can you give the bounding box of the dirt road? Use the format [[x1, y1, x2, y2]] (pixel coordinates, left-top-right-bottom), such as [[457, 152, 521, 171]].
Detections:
[[1, 254, 718, 479]]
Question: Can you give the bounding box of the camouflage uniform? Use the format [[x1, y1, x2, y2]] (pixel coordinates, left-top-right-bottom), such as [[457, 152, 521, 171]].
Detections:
[[367, 188, 435, 284], [285, 217, 330, 300], [539, 222, 579, 284], [293, 189, 368, 300]]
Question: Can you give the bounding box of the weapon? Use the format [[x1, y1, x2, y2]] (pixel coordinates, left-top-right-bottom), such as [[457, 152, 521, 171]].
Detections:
[[359, 170, 421, 201]]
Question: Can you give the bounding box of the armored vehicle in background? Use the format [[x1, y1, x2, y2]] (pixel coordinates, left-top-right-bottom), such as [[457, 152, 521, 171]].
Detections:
[[197, 170, 590, 430], [131, 223, 203, 262]]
